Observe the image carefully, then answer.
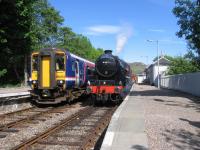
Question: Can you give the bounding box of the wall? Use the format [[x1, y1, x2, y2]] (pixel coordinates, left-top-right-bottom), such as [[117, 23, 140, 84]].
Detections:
[[161, 72, 200, 97], [154, 65, 168, 86]]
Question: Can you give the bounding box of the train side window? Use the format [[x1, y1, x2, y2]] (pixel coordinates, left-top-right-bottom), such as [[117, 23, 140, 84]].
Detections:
[[72, 62, 75, 71], [87, 68, 93, 75], [75, 62, 78, 74], [56, 55, 65, 71], [32, 55, 38, 71]]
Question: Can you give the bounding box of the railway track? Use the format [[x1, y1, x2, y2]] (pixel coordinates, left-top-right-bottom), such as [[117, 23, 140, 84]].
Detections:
[[11, 106, 117, 150], [0, 105, 76, 139]]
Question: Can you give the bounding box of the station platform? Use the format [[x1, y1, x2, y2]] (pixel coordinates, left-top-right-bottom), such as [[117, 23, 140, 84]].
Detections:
[[101, 84, 200, 150], [101, 85, 148, 150], [0, 87, 30, 98]]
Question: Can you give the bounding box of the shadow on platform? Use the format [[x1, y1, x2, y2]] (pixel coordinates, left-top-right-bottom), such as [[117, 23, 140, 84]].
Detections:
[[163, 128, 200, 150], [129, 88, 200, 113], [131, 145, 148, 150]]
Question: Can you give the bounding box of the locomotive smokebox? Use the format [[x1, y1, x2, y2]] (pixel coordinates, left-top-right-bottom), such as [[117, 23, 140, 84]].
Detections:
[[95, 50, 118, 78]]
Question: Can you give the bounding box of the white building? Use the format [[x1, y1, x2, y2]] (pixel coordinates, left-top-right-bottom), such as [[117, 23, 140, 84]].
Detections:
[[137, 73, 146, 84], [146, 56, 170, 86]]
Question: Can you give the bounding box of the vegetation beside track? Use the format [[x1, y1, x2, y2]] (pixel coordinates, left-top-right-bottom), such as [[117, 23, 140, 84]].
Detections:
[[0, 0, 103, 86]]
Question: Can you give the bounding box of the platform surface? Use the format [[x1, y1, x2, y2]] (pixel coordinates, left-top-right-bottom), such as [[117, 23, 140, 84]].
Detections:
[[101, 84, 200, 150], [101, 85, 148, 150], [0, 87, 30, 98]]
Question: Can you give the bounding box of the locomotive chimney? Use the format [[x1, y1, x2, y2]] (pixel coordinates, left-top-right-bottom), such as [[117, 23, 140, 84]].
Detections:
[[104, 50, 112, 54]]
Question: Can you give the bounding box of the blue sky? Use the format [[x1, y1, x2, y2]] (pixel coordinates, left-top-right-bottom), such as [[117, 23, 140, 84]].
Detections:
[[49, 0, 187, 64]]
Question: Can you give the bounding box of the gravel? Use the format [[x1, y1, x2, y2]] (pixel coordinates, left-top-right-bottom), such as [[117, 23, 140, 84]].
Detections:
[[0, 103, 85, 150], [135, 84, 200, 150]]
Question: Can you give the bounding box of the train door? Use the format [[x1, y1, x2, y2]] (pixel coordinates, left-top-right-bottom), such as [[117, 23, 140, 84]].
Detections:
[[41, 56, 51, 88], [75, 61, 80, 87]]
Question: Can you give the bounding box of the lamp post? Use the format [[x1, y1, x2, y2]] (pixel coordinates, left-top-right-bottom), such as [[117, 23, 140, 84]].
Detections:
[[147, 40, 160, 89]]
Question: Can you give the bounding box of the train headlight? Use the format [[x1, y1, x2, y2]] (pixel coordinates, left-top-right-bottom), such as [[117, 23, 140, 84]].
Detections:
[[31, 80, 38, 89], [57, 80, 64, 86]]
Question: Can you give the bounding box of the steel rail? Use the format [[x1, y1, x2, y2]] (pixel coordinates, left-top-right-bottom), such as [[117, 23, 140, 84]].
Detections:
[[12, 107, 92, 150], [80, 106, 117, 150], [0, 105, 71, 132]]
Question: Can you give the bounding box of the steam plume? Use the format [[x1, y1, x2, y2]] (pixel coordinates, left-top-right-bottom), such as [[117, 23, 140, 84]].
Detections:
[[116, 24, 133, 53]]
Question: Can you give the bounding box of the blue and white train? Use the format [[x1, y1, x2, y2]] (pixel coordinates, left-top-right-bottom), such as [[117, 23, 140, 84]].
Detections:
[[30, 48, 95, 104]]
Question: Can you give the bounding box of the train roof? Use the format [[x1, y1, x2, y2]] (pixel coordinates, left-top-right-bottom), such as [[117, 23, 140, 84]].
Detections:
[[70, 53, 94, 66], [33, 48, 95, 66]]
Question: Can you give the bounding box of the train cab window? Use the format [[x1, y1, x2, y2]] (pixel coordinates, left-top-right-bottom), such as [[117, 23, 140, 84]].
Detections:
[[56, 55, 65, 71], [32, 55, 38, 71]]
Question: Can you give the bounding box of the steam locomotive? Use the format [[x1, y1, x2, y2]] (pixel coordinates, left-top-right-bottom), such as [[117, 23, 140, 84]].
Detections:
[[87, 50, 132, 104], [29, 48, 94, 104]]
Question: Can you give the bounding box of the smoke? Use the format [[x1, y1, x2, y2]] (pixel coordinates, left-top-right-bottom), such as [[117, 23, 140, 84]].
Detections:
[[116, 24, 133, 53]]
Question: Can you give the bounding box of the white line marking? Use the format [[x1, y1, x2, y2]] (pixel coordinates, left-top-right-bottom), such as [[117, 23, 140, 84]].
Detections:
[[102, 131, 115, 146], [65, 77, 76, 81], [0, 92, 30, 98]]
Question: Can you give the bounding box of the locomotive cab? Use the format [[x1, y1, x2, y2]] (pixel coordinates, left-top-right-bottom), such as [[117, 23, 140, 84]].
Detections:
[[30, 48, 66, 103]]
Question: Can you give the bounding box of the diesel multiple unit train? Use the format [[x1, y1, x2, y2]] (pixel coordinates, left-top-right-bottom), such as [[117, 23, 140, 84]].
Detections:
[[30, 48, 94, 104], [29, 48, 132, 104]]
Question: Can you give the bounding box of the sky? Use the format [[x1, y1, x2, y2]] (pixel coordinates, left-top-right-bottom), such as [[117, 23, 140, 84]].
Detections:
[[49, 0, 187, 64]]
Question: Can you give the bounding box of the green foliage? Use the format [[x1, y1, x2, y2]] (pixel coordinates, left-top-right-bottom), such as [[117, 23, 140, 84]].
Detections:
[[0, 0, 103, 85], [57, 31, 103, 61], [31, 0, 64, 49], [173, 0, 200, 67], [0, 69, 7, 78], [0, 0, 33, 83], [129, 62, 146, 74], [167, 56, 200, 75]]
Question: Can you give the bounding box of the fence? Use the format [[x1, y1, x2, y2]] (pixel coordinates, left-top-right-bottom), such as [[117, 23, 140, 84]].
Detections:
[[160, 72, 200, 97]]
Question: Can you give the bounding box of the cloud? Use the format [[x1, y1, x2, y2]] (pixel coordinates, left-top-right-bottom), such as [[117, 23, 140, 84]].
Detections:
[[84, 23, 133, 53], [85, 25, 121, 35], [148, 29, 165, 33]]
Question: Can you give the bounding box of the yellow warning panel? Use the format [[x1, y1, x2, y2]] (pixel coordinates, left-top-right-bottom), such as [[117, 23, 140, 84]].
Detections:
[[42, 56, 50, 88]]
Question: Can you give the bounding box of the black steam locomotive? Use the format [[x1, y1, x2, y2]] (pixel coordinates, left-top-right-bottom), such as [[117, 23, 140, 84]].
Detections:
[[87, 50, 132, 104]]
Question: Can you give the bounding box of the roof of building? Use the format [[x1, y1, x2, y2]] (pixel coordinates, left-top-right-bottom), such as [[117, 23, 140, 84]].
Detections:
[[146, 56, 171, 70]]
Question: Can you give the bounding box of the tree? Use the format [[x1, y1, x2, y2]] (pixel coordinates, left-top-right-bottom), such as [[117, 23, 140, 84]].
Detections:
[[0, 0, 103, 85], [0, 69, 7, 78], [0, 0, 33, 84], [173, 0, 200, 68], [167, 56, 199, 75], [31, 0, 64, 50]]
